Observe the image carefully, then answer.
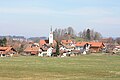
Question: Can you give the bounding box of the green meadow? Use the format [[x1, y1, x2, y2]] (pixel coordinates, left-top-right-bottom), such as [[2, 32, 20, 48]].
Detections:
[[0, 55, 120, 80]]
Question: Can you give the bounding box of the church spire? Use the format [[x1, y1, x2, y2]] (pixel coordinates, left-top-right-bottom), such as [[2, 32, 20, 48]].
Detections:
[[50, 26, 52, 32], [49, 26, 53, 44]]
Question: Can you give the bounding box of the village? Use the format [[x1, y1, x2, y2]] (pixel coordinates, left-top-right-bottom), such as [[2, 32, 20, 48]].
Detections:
[[0, 0, 120, 79], [0, 28, 120, 57]]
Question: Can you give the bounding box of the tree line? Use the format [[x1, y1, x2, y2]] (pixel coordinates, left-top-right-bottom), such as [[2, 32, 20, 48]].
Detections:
[[53, 27, 102, 42], [53, 27, 76, 42], [78, 29, 102, 41]]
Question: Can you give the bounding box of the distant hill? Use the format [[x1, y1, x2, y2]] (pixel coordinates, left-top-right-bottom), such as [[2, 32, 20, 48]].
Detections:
[[28, 37, 47, 43]]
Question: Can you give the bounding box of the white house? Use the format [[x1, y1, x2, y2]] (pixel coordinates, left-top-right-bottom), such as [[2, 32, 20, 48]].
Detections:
[[39, 47, 53, 57]]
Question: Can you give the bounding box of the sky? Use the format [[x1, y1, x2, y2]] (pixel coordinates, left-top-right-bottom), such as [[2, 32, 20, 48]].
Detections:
[[0, 0, 120, 38]]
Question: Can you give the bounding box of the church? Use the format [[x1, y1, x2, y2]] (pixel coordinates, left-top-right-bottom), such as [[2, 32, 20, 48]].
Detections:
[[39, 27, 56, 47], [49, 27, 54, 44], [38, 27, 57, 57]]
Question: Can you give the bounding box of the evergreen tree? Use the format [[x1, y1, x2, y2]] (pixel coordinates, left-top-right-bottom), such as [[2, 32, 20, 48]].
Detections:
[[0, 38, 7, 46], [56, 41, 59, 56], [86, 29, 91, 41]]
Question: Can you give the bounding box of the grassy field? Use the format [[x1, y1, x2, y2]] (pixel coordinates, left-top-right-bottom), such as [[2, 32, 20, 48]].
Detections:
[[0, 55, 120, 80]]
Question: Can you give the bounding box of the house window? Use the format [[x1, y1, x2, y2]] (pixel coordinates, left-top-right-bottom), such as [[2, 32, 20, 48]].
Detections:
[[2, 54, 6, 56]]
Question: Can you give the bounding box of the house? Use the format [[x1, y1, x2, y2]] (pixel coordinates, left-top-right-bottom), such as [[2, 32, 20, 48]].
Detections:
[[99, 38, 114, 52], [71, 50, 81, 56], [0, 47, 17, 57], [39, 40, 47, 46], [112, 45, 120, 54], [60, 43, 75, 52], [75, 42, 105, 53], [39, 47, 55, 57], [75, 42, 89, 50], [115, 45, 120, 49], [24, 43, 42, 56], [46, 47, 53, 56], [39, 40, 57, 47], [24, 46, 42, 56], [39, 27, 57, 47], [89, 42, 105, 53], [60, 40, 75, 51], [39, 39, 57, 57], [75, 42, 91, 54], [61, 40, 75, 46]]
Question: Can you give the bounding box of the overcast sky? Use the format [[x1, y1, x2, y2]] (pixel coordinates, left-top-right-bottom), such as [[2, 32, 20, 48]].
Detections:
[[0, 0, 120, 38]]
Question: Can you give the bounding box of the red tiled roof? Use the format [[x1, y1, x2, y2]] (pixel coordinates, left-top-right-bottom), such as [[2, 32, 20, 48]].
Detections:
[[24, 47, 42, 52], [62, 44, 75, 49], [0, 47, 10, 50], [39, 40, 47, 45], [75, 42, 105, 48], [115, 45, 120, 48], [0, 47, 16, 54], [76, 42, 89, 46], [61, 40, 73, 44], [90, 42, 104, 47], [39, 40, 56, 46]]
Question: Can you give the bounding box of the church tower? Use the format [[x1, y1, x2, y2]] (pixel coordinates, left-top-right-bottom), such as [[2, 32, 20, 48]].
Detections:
[[49, 27, 53, 44]]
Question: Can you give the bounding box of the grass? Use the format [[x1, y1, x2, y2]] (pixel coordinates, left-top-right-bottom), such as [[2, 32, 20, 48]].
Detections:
[[0, 55, 120, 80]]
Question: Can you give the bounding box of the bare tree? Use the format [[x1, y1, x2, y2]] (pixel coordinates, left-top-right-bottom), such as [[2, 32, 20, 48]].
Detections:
[[67, 27, 75, 36], [94, 32, 102, 40], [53, 28, 65, 42], [53, 27, 76, 42], [115, 37, 120, 44], [78, 32, 83, 38]]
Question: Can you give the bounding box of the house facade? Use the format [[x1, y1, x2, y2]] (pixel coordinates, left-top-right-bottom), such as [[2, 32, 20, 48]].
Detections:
[[75, 42, 105, 53], [89, 42, 105, 53], [0, 47, 17, 57], [24, 43, 42, 56]]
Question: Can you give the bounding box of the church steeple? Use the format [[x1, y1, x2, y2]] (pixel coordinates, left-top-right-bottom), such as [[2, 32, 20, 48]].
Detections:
[[49, 26, 53, 44], [50, 26, 52, 32]]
